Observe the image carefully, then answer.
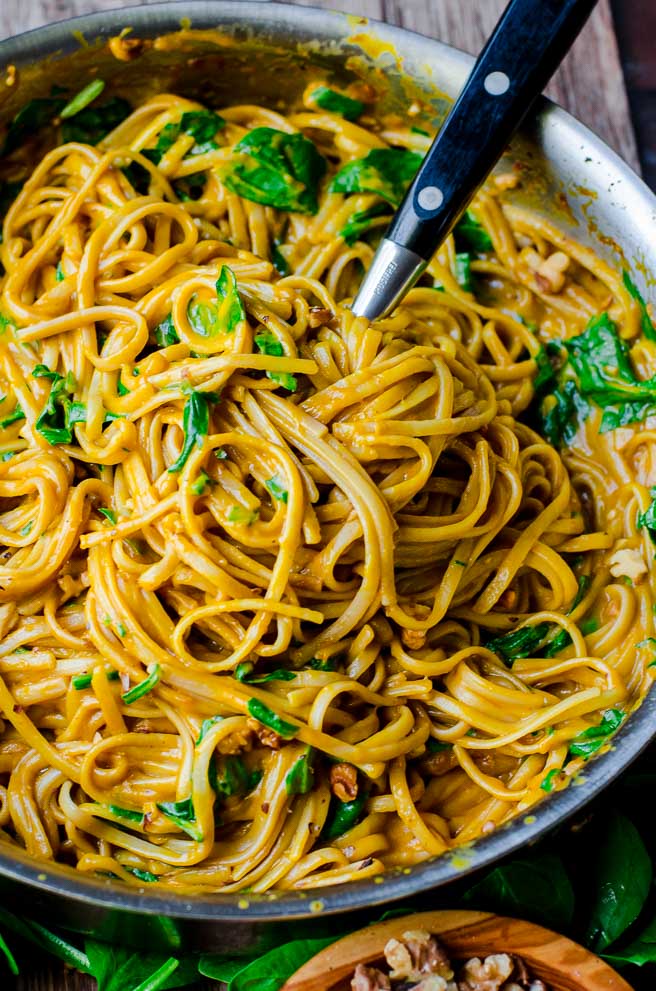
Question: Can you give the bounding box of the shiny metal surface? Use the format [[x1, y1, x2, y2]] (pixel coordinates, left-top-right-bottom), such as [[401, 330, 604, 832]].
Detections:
[[351, 239, 426, 320], [0, 0, 655, 951]]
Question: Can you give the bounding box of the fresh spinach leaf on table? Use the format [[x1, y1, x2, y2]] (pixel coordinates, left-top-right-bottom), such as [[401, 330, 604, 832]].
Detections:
[[85, 940, 199, 991], [229, 937, 337, 991], [584, 810, 652, 951], [462, 853, 575, 932]]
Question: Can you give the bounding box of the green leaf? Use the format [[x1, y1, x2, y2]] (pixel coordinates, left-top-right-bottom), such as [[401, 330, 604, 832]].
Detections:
[[310, 86, 364, 121], [623, 269, 656, 342], [85, 940, 198, 991], [61, 96, 131, 145], [247, 699, 298, 738], [228, 505, 259, 525], [454, 210, 493, 252], [190, 470, 210, 495], [3, 96, 66, 155], [462, 854, 575, 931], [0, 404, 25, 429], [143, 110, 225, 165], [285, 746, 315, 795], [98, 507, 118, 525], [454, 252, 472, 292], [121, 664, 161, 704], [254, 332, 298, 393], [216, 266, 246, 331], [199, 956, 252, 983], [321, 789, 367, 841], [264, 476, 288, 503], [124, 866, 159, 883], [154, 313, 179, 347], [235, 663, 295, 684], [605, 913, 656, 967], [0, 906, 90, 973], [220, 127, 326, 214], [568, 709, 624, 760], [271, 243, 290, 276], [60, 79, 106, 120], [156, 798, 203, 842], [339, 203, 390, 246], [485, 623, 550, 664], [35, 367, 80, 444], [330, 148, 422, 207], [168, 391, 211, 473], [229, 937, 338, 991], [212, 755, 262, 799], [107, 804, 144, 825], [0, 931, 18, 976], [196, 715, 224, 744], [540, 768, 562, 793], [585, 811, 652, 951]]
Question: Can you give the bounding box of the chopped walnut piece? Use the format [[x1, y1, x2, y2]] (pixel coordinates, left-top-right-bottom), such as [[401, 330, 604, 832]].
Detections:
[[330, 762, 358, 802], [609, 546, 647, 584], [307, 307, 334, 329], [494, 172, 519, 191], [218, 724, 254, 755], [401, 628, 427, 650], [533, 251, 570, 294], [422, 748, 459, 777], [108, 35, 144, 61], [457, 953, 513, 991], [247, 717, 282, 750], [384, 931, 453, 982], [351, 964, 391, 991]]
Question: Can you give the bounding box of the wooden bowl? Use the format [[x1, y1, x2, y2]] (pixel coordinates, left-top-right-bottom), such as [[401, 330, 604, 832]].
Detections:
[[281, 910, 633, 991]]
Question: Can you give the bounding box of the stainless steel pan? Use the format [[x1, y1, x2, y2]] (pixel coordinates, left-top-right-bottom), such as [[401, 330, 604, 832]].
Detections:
[[1, 0, 655, 953]]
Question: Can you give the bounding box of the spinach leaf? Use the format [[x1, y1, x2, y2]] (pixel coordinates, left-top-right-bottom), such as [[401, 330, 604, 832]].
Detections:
[[568, 709, 624, 760], [285, 746, 315, 795], [3, 96, 66, 155], [0, 931, 18, 976], [330, 148, 422, 207], [156, 798, 203, 842], [271, 243, 290, 276], [35, 367, 80, 444], [220, 127, 326, 214], [60, 80, 106, 120], [154, 313, 179, 347], [264, 476, 288, 503], [485, 623, 550, 664], [623, 269, 656, 342], [247, 699, 298, 738], [637, 497, 656, 539], [229, 937, 337, 991], [196, 714, 223, 745], [454, 210, 493, 252], [61, 96, 131, 145], [228, 505, 259, 525], [537, 312, 656, 444], [454, 252, 472, 292], [462, 853, 575, 931], [605, 913, 656, 967], [339, 202, 390, 245], [235, 662, 295, 684], [199, 956, 252, 983], [212, 755, 262, 799], [0, 404, 25, 429], [85, 940, 198, 991], [216, 265, 246, 331], [0, 906, 90, 972], [255, 331, 297, 392], [585, 810, 652, 951], [310, 86, 364, 121], [121, 664, 160, 704], [321, 790, 367, 841], [168, 391, 211, 473], [143, 110, 225, 165]]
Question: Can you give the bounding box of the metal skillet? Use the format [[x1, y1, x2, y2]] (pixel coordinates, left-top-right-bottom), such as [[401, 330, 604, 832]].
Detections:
[[0, 0, 655, 956]]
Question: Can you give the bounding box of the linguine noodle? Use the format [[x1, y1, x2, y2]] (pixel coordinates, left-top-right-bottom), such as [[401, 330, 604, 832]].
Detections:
[[0, 82, 653, 894]]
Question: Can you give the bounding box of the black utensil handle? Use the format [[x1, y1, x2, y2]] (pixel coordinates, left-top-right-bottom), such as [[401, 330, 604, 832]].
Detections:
[[386, 0, 599, 259]]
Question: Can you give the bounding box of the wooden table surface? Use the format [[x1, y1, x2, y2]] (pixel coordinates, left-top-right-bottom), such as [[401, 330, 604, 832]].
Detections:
[[0, 0, 644, 989]]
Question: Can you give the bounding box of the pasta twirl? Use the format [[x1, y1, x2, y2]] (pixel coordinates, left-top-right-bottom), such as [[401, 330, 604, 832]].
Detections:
[[0, 82, 653, 893]]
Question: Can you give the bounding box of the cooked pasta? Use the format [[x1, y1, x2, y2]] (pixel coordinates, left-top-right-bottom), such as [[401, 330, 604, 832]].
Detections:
[[0, 75, 654, 894]]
